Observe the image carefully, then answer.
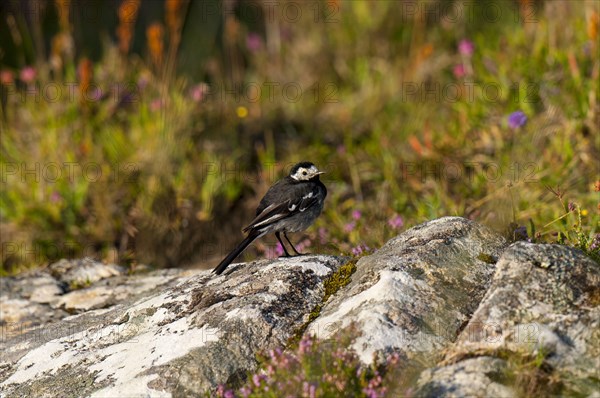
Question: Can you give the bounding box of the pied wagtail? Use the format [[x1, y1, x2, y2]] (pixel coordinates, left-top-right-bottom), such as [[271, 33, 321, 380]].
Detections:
[[213, 161, 327, 275]]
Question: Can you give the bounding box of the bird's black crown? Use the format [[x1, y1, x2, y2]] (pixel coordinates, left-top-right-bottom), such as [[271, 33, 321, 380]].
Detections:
[[290, 161, 316, 176]]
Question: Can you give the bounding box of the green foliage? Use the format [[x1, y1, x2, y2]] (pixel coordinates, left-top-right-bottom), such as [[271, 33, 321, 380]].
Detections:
[[1, 0, 598, 272]]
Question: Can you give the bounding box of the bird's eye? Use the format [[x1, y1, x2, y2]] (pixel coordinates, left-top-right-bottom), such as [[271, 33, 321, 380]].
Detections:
[[302, 171, 307, 175]]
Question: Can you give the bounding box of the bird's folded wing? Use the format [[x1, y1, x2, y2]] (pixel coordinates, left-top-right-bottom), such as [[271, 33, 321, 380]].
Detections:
[[242, 190, 321, 233]]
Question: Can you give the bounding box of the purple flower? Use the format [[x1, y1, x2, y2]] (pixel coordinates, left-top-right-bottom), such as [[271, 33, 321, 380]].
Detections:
[[514, 225, 530, 241], [351, 210, 362, 220], [19, 66, 36, 83], [507, 111, 527, 129], [351, 244, 370, 256], [388, 215, 404, 229], [568, 202, 576, 212], [458, 39, 474, 56], [344, 221, 356, 233], [298, 335, 313, 355], [224, 391, 235, 398], [590, 234, 600, 251], [453, 64, 466, 78], [137, 73, 150, 91], [246, 33, 263, 52]]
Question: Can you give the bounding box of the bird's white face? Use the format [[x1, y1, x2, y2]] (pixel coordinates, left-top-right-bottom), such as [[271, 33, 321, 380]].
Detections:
[[290, 164, 323, 181]]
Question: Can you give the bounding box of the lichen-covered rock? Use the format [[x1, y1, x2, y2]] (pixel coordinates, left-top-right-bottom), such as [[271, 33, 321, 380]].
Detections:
[[0, 255, 346, 397], [307, 216, 507, 366], [415, 242, 600, 397]]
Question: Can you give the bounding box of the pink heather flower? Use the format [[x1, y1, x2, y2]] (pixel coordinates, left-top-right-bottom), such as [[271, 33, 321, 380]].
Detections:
[[19, 66, 36, 83], [298, 335, 313, 355], [318, 227, 328, 244], [352, 210, 362, 220], [388, 215, 404, 229], [458, 39, 474, 56], [344, 221, 356, 233], [189, 83, 208, 102], [252, 373, 261, 387], [453, 64, 466, 78], [150, 98, 164, 111], [0, 69, 14, 85], [224, 391, 235, 398], [50, 191, 62, 203], [507, 110, 527, 129], [351, 244, 370, 256], [246, 33, 263, 52]]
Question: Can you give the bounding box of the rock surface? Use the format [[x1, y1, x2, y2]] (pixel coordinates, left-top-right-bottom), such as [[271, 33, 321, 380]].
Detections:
[[1, 218, 598, 397], [0, 255, 347, 397], [308, 216, 507, 369], [415, 242, 600, 397]]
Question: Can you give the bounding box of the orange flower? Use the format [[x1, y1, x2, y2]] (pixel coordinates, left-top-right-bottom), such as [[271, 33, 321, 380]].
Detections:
[[147, 23, 165, 68], [588, 10, 599, 42], [166, 0, 184, 37], [116, 0, 141, 55], [78, 57, 93, 102]]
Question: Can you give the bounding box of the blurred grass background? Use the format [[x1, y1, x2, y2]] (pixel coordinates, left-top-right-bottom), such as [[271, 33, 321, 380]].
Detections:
[[0, 0, 598, 274]]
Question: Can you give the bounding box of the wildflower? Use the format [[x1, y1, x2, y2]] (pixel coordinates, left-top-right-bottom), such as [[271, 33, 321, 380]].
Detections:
[[137, 72, 150, 91], [146, 23, 165, 68], [568, 202, 576, 212], [236, 106, 248, 118], [507, 110, 527, 129], [50, 191, 61, 203], [252, 373, 261, 387], [246, 32, 263, 52], [352, 210, 362, 220], [19, 66, 36, 83], [224, 390, 235, 398], [514, 225, 530, 241], [594, 180, 600, 192], [0, 70, 14, 85], [458, 39, 475, 56], [590, 234, 600, 251], [189, 83, 208, 102], [388, 215, 404, 229], [344, 221, 356, 233], [453, 64, 466, 78], [352, 244, 370, 256], [150, 98, 164, 111], [318, 227, 328, 245], [298, 335, 313, 355]]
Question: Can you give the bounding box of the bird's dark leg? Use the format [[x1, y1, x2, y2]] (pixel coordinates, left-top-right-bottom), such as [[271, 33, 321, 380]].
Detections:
[[284, 232, 304, 255], [275, 232, 292, 257]]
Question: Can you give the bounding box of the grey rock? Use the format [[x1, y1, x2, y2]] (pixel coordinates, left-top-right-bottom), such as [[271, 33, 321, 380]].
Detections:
[[0, 255, 346, 397], [48, 258, 126, 286], [415, 242, 600, 397], [308, 216, 507, 367]]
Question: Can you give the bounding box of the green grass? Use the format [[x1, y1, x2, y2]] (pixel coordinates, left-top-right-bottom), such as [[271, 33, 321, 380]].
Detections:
[[1, 0, 598, 273]]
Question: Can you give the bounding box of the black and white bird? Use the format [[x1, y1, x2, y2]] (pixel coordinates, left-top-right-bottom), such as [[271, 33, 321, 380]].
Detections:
[[212, 161, 327, 275]]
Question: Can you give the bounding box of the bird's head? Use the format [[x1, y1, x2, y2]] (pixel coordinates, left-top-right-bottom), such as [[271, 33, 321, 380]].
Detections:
[[290, 161, 325, 181]]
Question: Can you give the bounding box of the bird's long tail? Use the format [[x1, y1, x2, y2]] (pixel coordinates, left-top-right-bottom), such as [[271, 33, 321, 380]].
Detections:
[[212, 230, 262, 275]]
